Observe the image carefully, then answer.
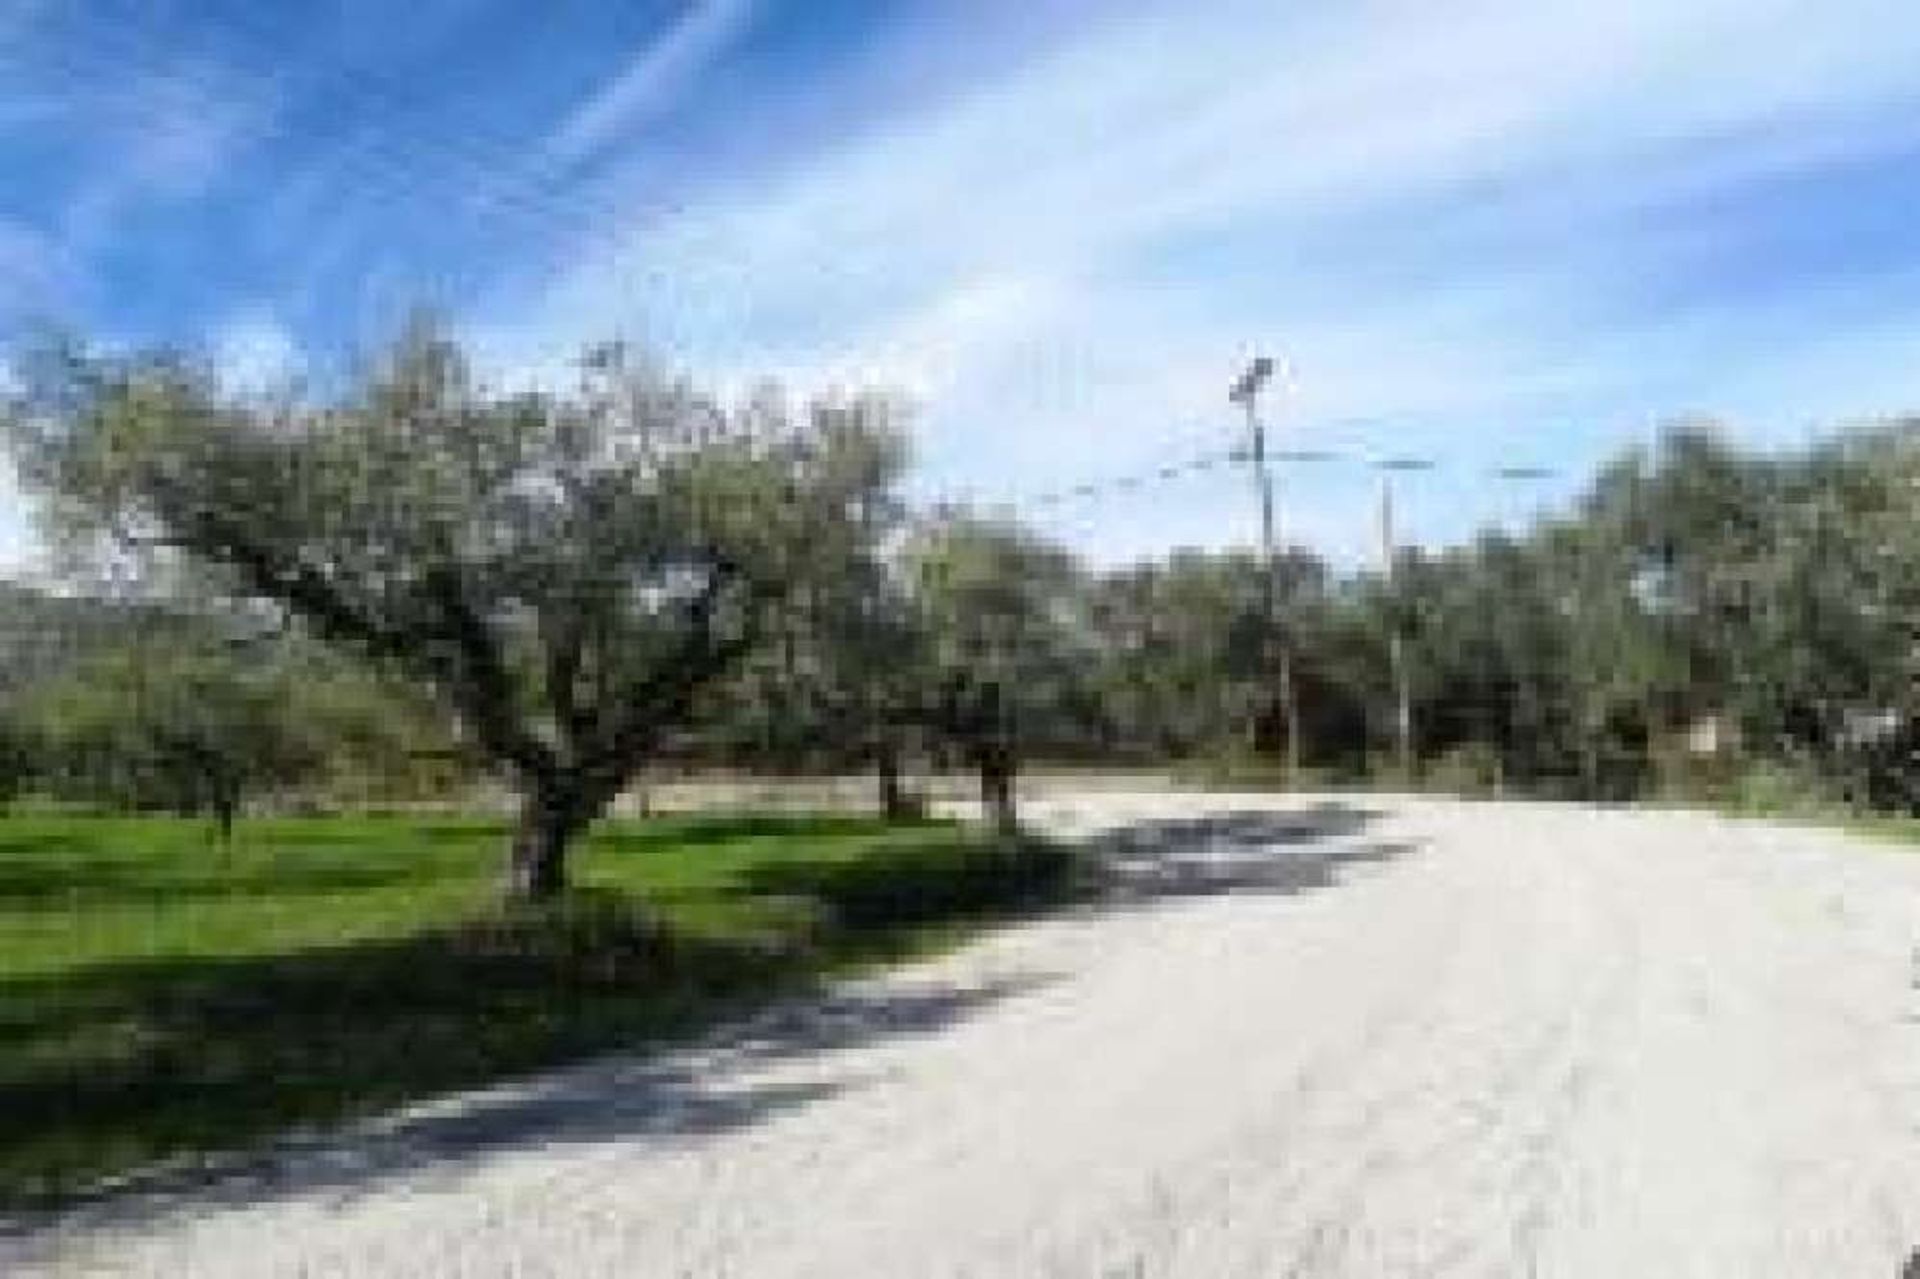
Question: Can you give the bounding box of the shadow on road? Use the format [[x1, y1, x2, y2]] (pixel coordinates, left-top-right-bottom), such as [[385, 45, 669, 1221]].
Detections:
[[11, 801, 1414, 1246], [334, 972, 1054, 1170], [1084, 802, 1419, 903]]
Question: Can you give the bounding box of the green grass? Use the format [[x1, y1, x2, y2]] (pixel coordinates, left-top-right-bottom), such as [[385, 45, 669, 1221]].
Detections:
[[1829, 811, 1920, 850], [0, 811, 1078, 1208]]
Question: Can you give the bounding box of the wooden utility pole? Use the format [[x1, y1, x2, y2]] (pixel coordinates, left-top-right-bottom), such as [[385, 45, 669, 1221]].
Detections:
[[1375, 458, 1432, 783], [1232, 356, 1301, 784], [1490, 465, 1555, 797]]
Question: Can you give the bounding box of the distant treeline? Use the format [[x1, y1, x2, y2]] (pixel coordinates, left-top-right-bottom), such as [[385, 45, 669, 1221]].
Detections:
[[6, 420, 1918, 820]]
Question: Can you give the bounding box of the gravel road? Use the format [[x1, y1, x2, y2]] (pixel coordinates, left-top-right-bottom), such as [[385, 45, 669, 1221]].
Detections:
[[11, 794, 1920, 1277]]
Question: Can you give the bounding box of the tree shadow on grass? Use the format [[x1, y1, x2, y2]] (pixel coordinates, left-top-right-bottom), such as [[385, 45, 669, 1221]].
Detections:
[[2, 804, 1407, 1238], [0, 841, 1062, 1233]]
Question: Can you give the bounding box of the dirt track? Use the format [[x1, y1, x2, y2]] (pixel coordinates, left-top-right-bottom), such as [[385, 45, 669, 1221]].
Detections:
[[12, 794, 1920, 1277]]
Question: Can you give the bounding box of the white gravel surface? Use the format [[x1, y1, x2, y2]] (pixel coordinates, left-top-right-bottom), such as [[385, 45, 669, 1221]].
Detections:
[[9, 793, 1920, 1277]]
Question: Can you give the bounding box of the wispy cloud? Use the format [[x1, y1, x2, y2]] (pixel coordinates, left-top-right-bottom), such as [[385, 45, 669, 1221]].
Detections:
[[59, 63, 273, 247], [542, 0, 754, 170], [12, 0, 1920, 566], [484, 0, 1920, 557]]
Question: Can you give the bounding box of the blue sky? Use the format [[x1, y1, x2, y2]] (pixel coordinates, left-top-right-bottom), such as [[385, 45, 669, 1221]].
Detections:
[[7, 0, 1920, 576]]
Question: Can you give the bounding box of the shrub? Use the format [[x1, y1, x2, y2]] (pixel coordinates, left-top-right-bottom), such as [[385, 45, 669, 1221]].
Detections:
[[1421, 742, 1502, 797], [1722, 757, 1841, 817]]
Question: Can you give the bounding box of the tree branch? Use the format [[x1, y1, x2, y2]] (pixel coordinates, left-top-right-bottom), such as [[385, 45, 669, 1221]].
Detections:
[[576, 557, 766, 798], [421, 564, 559, 786]]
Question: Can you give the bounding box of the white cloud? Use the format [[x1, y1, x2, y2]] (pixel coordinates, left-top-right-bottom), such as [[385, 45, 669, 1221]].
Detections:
[[543, 0, 754, 170], [213, 311, 302, 394], [486, 0, 1920, 559]]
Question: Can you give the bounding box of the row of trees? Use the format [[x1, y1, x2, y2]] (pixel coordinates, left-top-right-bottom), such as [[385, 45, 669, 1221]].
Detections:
[[6, 325, 1920, 896], [1046, 425, 1920, 807], [0, 326, 1073, 895]]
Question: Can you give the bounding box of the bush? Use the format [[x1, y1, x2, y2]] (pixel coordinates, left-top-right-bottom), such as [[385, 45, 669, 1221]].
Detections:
[[1722, 757, 1841, 817], [1422, 741, 1502, 797], [1650, 742, 1742, 806]]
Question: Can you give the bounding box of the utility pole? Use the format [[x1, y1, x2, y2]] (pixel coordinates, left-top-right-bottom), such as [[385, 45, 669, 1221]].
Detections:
[[1375, 457, 1432, 784], [1231, 356, 1300, 783], [1490, 465, 1555, 797]]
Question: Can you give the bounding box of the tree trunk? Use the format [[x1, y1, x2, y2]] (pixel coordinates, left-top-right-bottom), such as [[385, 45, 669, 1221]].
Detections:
[[876, 735, 911, 821], [979, 747, 1018, 836], [1280, 647, 1302, 786], [1581, 736, 1601, 802], [1388, 629, 1414, 783], [208, 794, 239, 868], [205, 779, 239, 857], [506, 790, 582, 901]]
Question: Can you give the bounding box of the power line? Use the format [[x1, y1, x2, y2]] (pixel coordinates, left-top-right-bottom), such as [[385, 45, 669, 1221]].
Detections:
[[904, 431, 1564, 536]]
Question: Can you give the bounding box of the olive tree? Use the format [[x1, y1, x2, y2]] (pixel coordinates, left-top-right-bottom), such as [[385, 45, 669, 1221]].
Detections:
[[7, 327, 902, 897], [905, 517, 1092, 834], [33, 642, 325, 839]]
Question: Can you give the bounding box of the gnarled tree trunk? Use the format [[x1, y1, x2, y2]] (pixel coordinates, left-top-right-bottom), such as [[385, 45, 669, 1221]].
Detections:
[[978, 742, 1018, 836], [506, 788, 588, 901], [875, 734, 912, 820]]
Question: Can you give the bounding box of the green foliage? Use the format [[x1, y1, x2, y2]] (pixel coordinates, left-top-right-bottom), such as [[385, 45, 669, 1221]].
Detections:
[[28, 640, 335, 830], [11, 321, 1920, 822], [0, 583, 157, 698], [0, 709, 34, 809], [1719, 757, 1844, 817], [36, 647, 293, 820], [1085, 418, 1920, 805], [7, 325, 907, 893], [905, 516, 1102, 752], [1422, 741, 1503, 797]]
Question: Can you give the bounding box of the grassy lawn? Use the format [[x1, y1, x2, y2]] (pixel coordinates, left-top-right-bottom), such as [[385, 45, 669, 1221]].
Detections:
[[0, 812, 1076, 1208]]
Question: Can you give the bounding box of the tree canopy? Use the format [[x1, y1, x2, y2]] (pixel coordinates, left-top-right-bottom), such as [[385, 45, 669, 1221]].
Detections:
[[7, 326, 906, 894], [10, 322, 1920, 848]]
